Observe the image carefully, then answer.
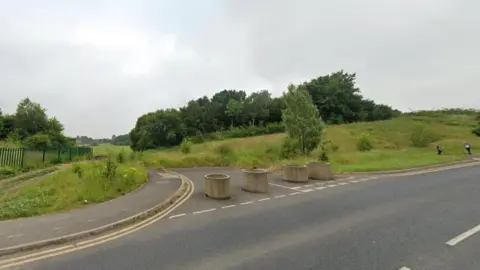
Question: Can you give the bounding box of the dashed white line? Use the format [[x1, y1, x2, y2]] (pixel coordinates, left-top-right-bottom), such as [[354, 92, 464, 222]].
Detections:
[[303, 184, 314, 188], [258, 198, 271, 202], [193, 208, 216, 214], [169, 213, 187, 219], [289, 192, 301, 196], [399, 267, 412, 270], [269, 183, 300, 191], [274, 195, 286, 198], [222, 205, 236, 209], [338, 182, 348, 185], [327, 184, 337, 187], [315, 186, 327, 190], [240, 201, 254, 205], [7, 234, 23, 239], [349, 180, 359, 183], [446, 223, 480, 246], [302, 189, 314, 193]]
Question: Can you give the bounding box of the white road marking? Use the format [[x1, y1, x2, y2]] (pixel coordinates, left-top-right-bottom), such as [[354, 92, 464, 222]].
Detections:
[[303, 184, 314, 187], [54, 227, 63, 231], [302, 189, 314, 193], [289, 192, 301, 196], [269, 183, 301, 191], [7, 234, 23, 239], [446, 223, 480, 246], [274, 195, 286, 198], [399, 267, 412, 270], [327, 184, 337, 187], [87, 219, 96, 222], [290, 186, 303, 190], [169, 213, 186, 219], [222, 205, 236, 209], [315, 187, 327, 190], [338, 182, 348, 185], [349, 180, 359, 183], [258, 198, 271, 202], [240, 201, 254, 205], [193, 208, 216, 214]]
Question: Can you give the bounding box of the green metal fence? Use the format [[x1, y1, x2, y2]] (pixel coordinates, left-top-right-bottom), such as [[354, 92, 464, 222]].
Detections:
[[0, 147, 92, 168]]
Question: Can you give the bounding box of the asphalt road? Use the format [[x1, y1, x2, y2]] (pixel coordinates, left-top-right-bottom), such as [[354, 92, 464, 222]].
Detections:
[[7, 165, 480, 270]]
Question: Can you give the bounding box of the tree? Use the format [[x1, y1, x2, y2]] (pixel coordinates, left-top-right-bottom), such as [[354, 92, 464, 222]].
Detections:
[[226, 99, 243, 127], [282, 84, 324, 155], [14, 98, 49, 139], [243, 90, 271, 126]]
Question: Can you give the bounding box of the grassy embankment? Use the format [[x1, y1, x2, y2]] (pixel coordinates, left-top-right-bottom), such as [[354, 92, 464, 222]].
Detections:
[[0, 157, 148, 220], [99, 112, 479, 173]]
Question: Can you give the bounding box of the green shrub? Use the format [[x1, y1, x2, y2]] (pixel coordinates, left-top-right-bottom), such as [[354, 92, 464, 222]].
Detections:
[[116, 151, 125, 163], [318, 140, 331, 162], [180, 138, 192, 154], [472, 127, 480, 137], [410, 126, 440, 147], [72, 164, 83, 178], [356, 133, 374, 152], [0, 166, 16, 177], [281, 137, 299, 159], [103, 158, 117, 179]]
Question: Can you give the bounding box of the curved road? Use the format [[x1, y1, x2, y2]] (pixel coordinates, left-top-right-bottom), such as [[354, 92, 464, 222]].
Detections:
[[5, 165, 480, 270]]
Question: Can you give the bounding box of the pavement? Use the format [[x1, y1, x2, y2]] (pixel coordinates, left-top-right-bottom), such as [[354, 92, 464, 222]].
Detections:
[[4, 164, 480, 270], [0, 170, 181, 250]]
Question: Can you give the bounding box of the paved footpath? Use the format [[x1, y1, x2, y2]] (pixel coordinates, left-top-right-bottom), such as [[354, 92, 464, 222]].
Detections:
[[0, 170, 181, 250]]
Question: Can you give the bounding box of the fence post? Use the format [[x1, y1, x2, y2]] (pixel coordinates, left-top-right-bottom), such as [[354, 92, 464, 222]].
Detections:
[[69, 148, 72, 161], [20, 148, 25, 168], [42, 149, 46, 162]]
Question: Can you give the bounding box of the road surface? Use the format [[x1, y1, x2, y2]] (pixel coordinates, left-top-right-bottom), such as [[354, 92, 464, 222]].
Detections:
[[5, 165, 480, 270]]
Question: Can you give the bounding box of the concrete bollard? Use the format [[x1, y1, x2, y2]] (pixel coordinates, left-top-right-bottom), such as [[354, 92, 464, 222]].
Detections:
[[306, 161, 334, 180], [204, 173, 231, 199], [242, 169, 269, 193], [282, 165, 308, 183]]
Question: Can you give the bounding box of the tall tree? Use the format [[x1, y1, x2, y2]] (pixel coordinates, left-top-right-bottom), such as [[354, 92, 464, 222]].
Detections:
[[243, 90, 271, 125], [226, 99, 243, 127], [282, 84, 324, 155], [14, 98, 49, 139]]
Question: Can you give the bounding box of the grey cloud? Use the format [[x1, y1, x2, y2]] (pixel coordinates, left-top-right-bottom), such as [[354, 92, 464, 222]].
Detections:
[[0, 0, 479, 138]]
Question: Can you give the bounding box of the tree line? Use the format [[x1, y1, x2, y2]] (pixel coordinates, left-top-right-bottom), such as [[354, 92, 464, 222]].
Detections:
[[76, 134, 131, 146], [130, 70, 401, 151], [0, 98, 75, 149]]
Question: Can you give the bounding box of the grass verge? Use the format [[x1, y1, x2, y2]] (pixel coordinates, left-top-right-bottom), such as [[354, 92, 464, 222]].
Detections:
[[0, 160, 148, 220]]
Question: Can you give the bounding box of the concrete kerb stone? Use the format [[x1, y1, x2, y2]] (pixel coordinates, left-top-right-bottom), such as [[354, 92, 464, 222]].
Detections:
[[0, 170, 193, 258]]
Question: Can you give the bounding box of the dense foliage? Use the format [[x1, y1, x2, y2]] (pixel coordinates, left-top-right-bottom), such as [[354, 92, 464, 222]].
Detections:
[[129, 71, 400, 151], [76, 134, 130, 146], [0, 98, 75, 149]]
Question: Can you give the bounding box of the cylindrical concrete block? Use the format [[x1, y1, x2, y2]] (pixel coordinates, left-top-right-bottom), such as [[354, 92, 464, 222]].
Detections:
[[282, 165, 308, 183], [307, 162, 334, 180], [242, 169, 269, 193], [204, 173, 231, 199]]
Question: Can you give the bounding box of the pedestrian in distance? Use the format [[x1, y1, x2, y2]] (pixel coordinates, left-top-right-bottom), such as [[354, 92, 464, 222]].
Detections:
[[436, 145, 443, 155], [464, 142, 472, 155]]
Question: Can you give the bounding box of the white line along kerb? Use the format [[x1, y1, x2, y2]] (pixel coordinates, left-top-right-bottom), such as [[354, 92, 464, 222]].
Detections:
[[446, 223, 480, 246]]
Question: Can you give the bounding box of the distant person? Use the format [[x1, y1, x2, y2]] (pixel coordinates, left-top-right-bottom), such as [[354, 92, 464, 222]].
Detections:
[[464, 143, 472, 155], [436, 145, 443, 155]]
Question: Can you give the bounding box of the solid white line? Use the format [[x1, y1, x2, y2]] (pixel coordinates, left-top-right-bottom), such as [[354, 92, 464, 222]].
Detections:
[[269, 182, 300, 191], [315, 187, 326, 190], [328, 184, 337, 187], [193, 208, 216, 214], [168, 213, 186, 219], [302, 189, 314, 193], [274, 195, 286, 198], [240, 201, 254, 205], [222, 205, 236, 209], [258, 198, 271, 202], [289, 192, 300, 196], [446, 223, 480, 246]]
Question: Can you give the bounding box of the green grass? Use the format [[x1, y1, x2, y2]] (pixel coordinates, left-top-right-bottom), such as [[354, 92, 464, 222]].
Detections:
[[138, 113, 479, 172], [93, 144, 132, 156], [0, 160, 148, 220]]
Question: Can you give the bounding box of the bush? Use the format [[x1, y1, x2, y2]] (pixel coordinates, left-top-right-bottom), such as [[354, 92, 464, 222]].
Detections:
[[72, 164, 83, 178], [410, 126, 440, 147], [116, 151, 125, 163], [318, 140, 331, 162], [23, 134, 52, 150], [356, 133, 374, 152], [281, 137, 299, 159], [0, 166, 16, 177], [180, 138, 192, 154], [103, 158, 117, 179], [472, 127, 480, 137]]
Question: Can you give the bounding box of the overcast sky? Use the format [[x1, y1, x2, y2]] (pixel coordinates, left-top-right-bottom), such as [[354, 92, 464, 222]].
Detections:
[[0, 0, 479, 138]]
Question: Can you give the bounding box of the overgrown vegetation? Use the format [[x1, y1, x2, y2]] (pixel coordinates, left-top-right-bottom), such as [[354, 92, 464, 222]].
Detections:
[[129, 71, 400, 151], [0, 159, 148, 220], [0, 98, 75, 149]]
